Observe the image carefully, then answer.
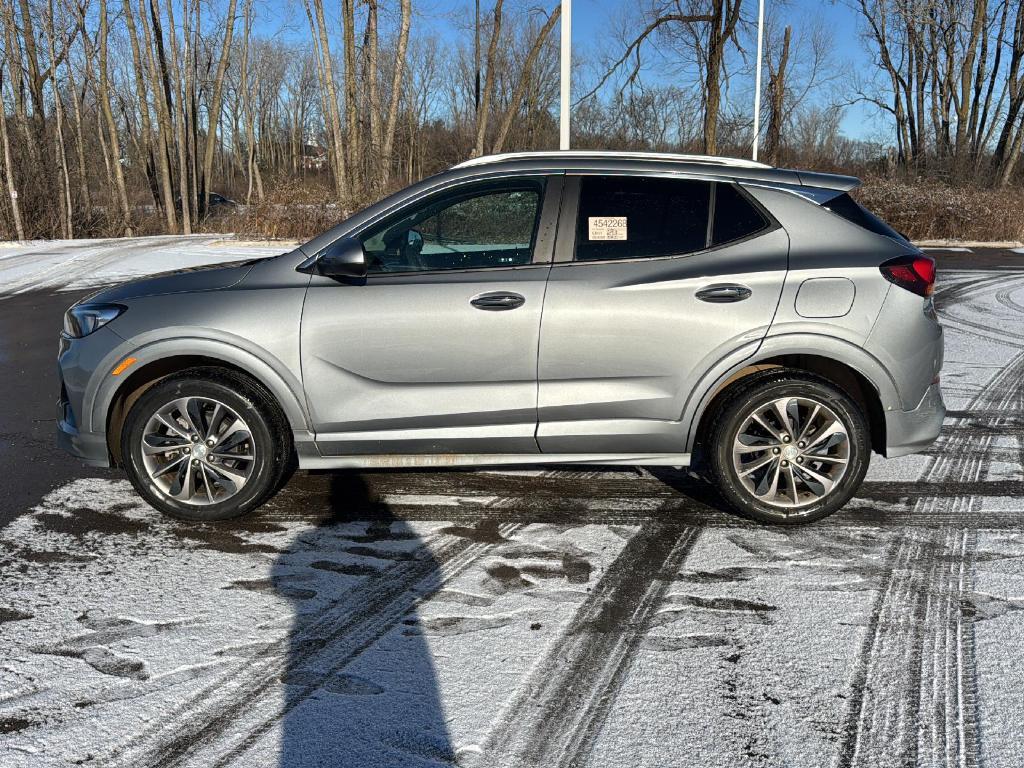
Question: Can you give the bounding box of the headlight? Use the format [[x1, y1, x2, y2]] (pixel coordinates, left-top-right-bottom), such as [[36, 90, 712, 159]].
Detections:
[[62, 303, 126, 338]]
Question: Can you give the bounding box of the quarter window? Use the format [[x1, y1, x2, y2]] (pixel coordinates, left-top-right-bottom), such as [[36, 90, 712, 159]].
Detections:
[[711, 183, 770, 245], [360, 181, 543, 273], [574, 176, 711, 262]]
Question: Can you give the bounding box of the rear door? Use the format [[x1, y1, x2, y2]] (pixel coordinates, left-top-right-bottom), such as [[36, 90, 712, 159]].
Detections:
[[301, 175, 561, 455], [536, 174, 789, 453]]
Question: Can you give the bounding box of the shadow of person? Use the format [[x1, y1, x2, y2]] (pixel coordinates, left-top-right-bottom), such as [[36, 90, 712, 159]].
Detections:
[[274, 472, 456, 767]]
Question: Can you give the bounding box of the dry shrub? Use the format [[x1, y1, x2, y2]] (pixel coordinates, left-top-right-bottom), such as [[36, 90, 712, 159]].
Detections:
[[858, 177, 1024, 242], [199, 177, 357, 241]]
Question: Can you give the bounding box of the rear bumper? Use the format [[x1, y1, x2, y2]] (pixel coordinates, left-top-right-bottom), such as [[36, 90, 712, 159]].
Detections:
[[884, 382, 945, 458]]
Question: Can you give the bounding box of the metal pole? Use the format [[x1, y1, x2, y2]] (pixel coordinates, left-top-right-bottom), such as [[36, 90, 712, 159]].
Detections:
[[560, 0, 571, 150], [752, 0, 765, 161]]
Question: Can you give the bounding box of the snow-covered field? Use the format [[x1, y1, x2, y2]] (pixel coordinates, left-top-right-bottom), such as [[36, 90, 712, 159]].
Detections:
[[0, 235, 295, 296], [1, 243, 1024, 767]]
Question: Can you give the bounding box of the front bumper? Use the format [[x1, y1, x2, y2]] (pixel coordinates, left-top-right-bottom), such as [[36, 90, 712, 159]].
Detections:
[[56, 327, 121, 468], [884, 382, 945, 458], [56, 410, 111, 467]]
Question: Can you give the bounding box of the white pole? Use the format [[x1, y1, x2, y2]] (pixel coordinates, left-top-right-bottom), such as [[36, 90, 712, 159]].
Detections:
[[560, 0, 571, 150], [752, 0, 765, 161]]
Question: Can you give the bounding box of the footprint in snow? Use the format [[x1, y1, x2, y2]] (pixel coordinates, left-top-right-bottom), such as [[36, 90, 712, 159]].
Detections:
[[309, 559, 383, 577], [33, 643, 149, 680], [641, 634, 731, 651], [962, 591, 1024, 620], [0, 607, 32, 624], [281, 669, 385, 696], [225, 578, 317, 599], [430, 590, 495, 607], [402, 612, 531, 637]]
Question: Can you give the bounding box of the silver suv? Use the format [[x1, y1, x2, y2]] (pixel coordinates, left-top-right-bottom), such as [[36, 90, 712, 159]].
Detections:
[[57, 152, 944, 524]]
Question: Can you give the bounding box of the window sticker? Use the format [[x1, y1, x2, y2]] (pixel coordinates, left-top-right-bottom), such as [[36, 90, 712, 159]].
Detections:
[[588, 216, 627, 240]]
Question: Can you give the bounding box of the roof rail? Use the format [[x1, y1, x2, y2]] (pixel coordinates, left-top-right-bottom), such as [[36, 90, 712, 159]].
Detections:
[[453, 150, 772, 170]]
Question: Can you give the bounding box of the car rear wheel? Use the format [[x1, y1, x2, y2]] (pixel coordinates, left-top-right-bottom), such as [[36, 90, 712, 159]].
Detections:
[[706, 371, 870, 524], [121, 370, 289, 521]]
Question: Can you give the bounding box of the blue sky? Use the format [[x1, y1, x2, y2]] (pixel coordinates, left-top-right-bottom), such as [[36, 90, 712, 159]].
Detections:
[[258, 0, 881, 142]]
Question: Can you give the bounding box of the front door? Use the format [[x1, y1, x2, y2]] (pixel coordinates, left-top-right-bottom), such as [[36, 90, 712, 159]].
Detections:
[[536, 174, 789, 453], [301, 175, 561, 455]]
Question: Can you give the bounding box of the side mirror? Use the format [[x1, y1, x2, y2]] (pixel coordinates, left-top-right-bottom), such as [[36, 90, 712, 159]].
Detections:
[[316, 237, 367, 279]]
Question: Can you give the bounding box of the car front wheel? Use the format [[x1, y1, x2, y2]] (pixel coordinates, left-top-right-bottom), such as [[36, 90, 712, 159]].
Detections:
[[121, 370, 289, 521], [707, 371, 870, 524]]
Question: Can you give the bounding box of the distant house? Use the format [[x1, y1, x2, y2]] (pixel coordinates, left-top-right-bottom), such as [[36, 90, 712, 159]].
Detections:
[[301, 144, 328, 171]]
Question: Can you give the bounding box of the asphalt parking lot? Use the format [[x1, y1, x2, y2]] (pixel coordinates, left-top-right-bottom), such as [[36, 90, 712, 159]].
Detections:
[[2, 243, 1023, 767]]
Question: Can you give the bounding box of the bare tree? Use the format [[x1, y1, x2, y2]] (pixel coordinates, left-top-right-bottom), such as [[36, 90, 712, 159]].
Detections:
[[200, 0, 238, 213], [763, 24, 791, 164], [0, 64, 25, 239], [98, 0, 133, 234], [492, 5, 560, 153], [473, 0, 504, 157], [304, 0, 349, 201]]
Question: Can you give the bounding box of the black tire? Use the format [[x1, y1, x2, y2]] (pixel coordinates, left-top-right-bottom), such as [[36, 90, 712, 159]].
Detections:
[[706, 369, 870, 524], [121, 368, 291, 521]]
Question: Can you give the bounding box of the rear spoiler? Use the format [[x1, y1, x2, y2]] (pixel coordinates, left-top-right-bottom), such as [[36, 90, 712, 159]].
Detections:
[[793, 170, 860, 193], [740, 170, 861, 205]]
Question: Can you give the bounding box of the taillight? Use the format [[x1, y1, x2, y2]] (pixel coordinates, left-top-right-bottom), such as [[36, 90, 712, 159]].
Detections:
[[880, 255, 935, 297]]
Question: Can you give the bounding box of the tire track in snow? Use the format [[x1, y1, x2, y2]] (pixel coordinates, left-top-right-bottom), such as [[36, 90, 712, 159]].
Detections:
[[838, 342, 1024, 767], [935, 273, 1024, 346], [478, 522, 700, 768], [0, 236, 208, 297], [933, 272, 1007, 313], [106, 521, 522, 768]]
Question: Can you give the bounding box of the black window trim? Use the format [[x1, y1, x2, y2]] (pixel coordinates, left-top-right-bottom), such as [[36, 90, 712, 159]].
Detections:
[[348, 173, 563, 279], [555, 172, 779, 267]]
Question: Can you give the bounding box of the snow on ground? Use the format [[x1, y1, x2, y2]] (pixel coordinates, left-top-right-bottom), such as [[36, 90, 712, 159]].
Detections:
[[0, 236, 295, 297], [2, 253, 1024, 766]]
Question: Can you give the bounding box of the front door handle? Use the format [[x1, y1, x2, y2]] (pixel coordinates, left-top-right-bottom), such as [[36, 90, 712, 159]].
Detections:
[[695, 284, 752, 303], [471, 292, 526, 311]]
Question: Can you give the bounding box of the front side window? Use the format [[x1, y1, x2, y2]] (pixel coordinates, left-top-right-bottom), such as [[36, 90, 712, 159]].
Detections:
[[574, 176, 711, 262], [360, 180, 544, 273]]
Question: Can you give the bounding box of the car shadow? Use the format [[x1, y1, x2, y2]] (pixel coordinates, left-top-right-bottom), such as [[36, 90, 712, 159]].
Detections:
[[273, 473, 456, 767]]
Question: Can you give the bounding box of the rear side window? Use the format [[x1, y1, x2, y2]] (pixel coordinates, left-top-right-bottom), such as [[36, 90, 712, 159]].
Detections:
[[712, 183, 769, 245], [823, 193, 906, 242], [574, 176, 711, 261]]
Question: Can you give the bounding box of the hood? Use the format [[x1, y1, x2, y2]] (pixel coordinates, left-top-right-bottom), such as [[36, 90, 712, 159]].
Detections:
[[86, 260, 259, 303]]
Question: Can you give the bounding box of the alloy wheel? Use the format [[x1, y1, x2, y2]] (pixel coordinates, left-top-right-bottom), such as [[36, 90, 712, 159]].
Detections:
[[730, 396, 851, 509], [140, 396, 256, 506]]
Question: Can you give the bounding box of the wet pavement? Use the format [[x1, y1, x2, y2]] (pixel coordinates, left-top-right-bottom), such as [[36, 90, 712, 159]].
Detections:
[[1, 247, 1023, 767]]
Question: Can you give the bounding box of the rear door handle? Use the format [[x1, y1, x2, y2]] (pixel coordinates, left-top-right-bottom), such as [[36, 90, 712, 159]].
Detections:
[[471, 291, 526, 311], [695, 284, 752, 303]]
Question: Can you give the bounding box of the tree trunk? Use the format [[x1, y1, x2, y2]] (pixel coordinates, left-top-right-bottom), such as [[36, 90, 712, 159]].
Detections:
[[45, 0, 73, 237], [492, 5, 560, 153], [342, 0, 361, 196], [162, 0, 193, 233], [379, 0, 411, 190], [0, 67, 25, 239], [139, 0, 178, 228], [473, 0, 504, 157], [365, 0, 381, 192], [98, 0, 134, 235], [703, 0, 742, 155], [304, 0, 348, 203], [763, 25, 791, 165], [200, 0, 238, 216]]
